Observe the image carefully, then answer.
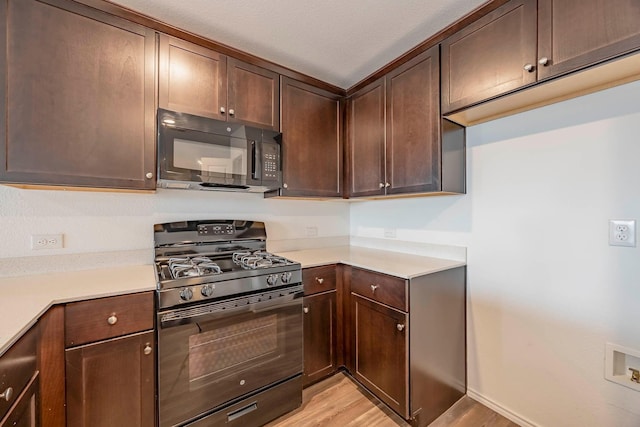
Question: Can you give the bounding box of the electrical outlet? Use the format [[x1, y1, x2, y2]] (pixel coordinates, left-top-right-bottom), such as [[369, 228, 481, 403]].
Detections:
[[31, 234, 64, 250], [383, 228, 397, 238], [306, 226, 318, 237], [609, 220, 635, 247]]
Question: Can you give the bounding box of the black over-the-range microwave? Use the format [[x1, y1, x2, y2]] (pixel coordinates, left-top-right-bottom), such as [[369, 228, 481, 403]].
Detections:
[[156, 108, 282, 192]]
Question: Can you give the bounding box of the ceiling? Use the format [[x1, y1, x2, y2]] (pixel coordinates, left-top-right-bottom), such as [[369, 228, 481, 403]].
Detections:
[[110, 0, 487, 89]]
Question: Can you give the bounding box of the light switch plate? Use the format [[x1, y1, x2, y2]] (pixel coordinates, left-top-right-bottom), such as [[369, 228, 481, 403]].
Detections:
[[609, 220, 635, 247]]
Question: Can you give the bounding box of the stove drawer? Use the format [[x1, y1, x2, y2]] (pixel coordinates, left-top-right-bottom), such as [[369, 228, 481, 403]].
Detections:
[[350, 267, 408, 311], [65, 292, 154, 347], [303, 265, 336, 295]]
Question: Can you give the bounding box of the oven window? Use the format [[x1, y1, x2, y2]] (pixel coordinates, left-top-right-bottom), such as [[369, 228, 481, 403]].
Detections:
[[173, 137, 247, 178], [188, 314, 278, 382]]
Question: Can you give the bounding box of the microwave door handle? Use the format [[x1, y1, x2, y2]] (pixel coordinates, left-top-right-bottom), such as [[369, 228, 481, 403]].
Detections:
[[251, 141, 260, 180]]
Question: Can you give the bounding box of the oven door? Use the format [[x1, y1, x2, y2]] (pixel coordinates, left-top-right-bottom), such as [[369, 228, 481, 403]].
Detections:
[[157, 287, 303, 427]]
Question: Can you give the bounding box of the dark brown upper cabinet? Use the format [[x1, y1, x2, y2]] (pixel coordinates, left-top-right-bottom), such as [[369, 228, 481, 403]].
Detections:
[[348, 46, 456, 198], [159, 35, 279, 130], [279, 77, 342, 198], [347, 78, 385, 197], [385, 47, 441, 196], [441, 0, 537, 114], [442, 0, 640, 116], [0, 0, 156, 190], [537, 0, 640, 80]]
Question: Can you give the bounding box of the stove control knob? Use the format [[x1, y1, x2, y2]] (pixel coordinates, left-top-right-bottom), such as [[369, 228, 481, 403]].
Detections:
[[201, 285, 215, 297], [179, 287, 194, 301], [266, 274, 279, 287], [281, 272, 292, 284]]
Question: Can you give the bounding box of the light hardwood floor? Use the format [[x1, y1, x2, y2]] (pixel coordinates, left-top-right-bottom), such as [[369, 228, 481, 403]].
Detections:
[[267, 372, 519, 427]]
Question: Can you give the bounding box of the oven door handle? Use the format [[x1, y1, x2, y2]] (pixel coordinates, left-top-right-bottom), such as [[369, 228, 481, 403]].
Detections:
[[159, 290, 303, 329]]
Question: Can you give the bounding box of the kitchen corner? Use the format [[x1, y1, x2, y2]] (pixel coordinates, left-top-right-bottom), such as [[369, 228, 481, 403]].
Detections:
[[0, 240, 466, 355], [0, 236, 467, 426]]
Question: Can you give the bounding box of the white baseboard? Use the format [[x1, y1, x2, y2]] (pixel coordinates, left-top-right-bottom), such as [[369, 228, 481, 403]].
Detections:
[[466, 388, 538, 427]]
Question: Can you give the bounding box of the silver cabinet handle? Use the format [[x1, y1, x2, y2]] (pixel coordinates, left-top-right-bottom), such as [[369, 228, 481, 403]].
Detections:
[[143, 344, 152, 355], [379, 183, 384, 189], [538, 57, 549, 66], [107, 314, 118, 325], [145, 172, 153, 179], [220, 107, 226, 114], [315, 277, 324, 284], [283, 183, 288, 189], [385, 182, 390, 188], [0, 387, 13, 402], [303, 307, 309, 314], [229, 109, 235, 116], [523, 63, 534, 72], [370, 284, 378, 292], [396, 323, 405, 332]]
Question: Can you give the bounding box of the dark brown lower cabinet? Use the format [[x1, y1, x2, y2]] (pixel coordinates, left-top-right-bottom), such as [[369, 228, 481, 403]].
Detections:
[[348, 266, 466, 427], [303, 290, 337, 386], [0, 373, 39, 427], [0, 323, 38, 427], [351, 294, 408, 418], [65, 331, 155, 427]]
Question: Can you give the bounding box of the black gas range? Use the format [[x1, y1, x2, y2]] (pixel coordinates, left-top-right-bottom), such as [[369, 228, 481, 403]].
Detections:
[[154, 220, 302, 310], [153, 220, 303, 427]]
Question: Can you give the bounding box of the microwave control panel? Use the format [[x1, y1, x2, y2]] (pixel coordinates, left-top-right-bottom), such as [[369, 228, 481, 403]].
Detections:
[[262, 142, 280, 182]]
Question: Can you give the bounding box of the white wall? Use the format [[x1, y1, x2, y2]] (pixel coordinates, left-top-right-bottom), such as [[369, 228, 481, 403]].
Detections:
[[0, 187, 350, 275], [351, 80, 640, 426]]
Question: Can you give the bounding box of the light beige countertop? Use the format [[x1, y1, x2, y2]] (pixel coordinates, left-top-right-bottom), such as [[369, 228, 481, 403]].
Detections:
[[0, 264, 156, 355], [0, 245, 465, 356], [275, 246, 466, 279]]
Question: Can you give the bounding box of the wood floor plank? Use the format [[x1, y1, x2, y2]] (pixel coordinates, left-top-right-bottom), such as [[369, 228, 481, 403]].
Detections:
[[267, 372, 519, 427]]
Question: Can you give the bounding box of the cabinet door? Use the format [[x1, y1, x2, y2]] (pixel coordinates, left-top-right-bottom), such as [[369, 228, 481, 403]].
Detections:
[[303, 291, 337, 387], [385, 46, 441, 195], [347, 78, 386, 197], [352, 294, 408, 418], [537, 0, 640, 80], [159, 34, 227, 120], [280, 77, 342, 197], [441, 0, 537, 113], [0, 374, 38, 427], [227, 58, 280, 130], [0, 0, 156, 190], [65, 331, 155, 427]]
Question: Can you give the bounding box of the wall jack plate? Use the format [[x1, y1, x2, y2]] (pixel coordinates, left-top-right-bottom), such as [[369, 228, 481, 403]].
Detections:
[[609, 220, 636, 247]]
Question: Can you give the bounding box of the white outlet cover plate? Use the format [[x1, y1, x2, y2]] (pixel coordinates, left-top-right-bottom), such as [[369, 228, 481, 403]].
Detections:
[[31, 233, 64, 250], [609, 220, 636, 247]]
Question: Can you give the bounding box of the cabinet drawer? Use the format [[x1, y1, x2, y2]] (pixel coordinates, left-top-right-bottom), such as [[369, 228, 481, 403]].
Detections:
[[0, 329, 37, 420], [350, 268, 407, 311], [65, 292, 154, 347], [303, 265, 337, 295]]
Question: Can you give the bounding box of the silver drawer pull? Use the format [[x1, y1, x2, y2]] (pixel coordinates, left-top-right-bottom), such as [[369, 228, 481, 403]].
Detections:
[[396, 323, 405, 332], [370, 284, 378, 292], [107, 314, 118, 325], [143, 344, 152, 355], [303, 306, 309, 314], [0, 387, 13, 402], [315, 277, 324, 284]]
